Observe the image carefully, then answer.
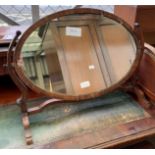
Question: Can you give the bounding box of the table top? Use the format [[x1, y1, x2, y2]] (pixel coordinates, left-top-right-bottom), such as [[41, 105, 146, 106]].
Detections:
[[0, 90, 154, 148]]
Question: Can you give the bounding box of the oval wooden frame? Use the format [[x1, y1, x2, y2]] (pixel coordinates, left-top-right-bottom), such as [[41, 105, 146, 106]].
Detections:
[[13, 8, 143, 101]]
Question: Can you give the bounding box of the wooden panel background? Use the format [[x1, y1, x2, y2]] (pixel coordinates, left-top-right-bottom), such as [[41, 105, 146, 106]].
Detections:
[[59, 26, 106, 95]]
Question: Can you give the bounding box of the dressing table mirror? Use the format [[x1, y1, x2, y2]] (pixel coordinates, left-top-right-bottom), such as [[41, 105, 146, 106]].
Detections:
[[7, 8, 154, 148], [11, 9, 142, 99]]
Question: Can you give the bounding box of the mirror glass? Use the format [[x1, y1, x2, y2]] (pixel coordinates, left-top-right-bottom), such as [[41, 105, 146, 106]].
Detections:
[[18, 13, 137, 96]]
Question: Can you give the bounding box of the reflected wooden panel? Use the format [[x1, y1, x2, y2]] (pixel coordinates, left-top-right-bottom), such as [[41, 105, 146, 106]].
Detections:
[[19, 14, 137, 96], [99, 24, 136, 82]]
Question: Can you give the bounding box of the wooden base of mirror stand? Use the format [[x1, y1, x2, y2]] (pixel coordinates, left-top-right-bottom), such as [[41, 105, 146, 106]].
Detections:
[[133, 87, 153, 109], [17, 96, 63, 145], [6, 59, 63, 145], [6, 64, 33, 145], [6, 62, 64, 145], [121, 79, 154, 110]]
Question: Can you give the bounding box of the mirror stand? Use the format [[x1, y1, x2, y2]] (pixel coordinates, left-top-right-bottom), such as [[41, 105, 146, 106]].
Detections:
[[7, 31, 64, 145], [7, 25, 151, 146], [120, 78, 153, 109]]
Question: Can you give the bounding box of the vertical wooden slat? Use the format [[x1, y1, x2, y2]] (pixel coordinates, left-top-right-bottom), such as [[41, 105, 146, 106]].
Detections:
[[50, 22, 74, 94]]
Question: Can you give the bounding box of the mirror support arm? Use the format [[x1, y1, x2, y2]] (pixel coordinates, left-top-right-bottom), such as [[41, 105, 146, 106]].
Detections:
[[7, 31, 33, 145], [134, 22, 144, 52]]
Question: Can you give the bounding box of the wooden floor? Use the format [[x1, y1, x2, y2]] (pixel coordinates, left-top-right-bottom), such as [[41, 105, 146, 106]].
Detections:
[[0, 75, 42, 105]]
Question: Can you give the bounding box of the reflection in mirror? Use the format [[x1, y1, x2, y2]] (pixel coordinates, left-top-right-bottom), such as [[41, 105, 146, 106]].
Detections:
[[19, 14, 137, 96]]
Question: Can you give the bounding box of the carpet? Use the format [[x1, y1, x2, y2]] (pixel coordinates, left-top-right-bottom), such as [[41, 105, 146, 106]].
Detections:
[[0, 91, 150, 148]]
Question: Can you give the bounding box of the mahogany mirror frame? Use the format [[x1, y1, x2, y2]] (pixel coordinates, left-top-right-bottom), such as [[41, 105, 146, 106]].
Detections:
[[12, 8, 143, 101]]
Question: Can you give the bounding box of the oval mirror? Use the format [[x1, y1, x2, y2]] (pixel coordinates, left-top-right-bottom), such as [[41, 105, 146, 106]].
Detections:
[[14, 8, 142, 100]]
